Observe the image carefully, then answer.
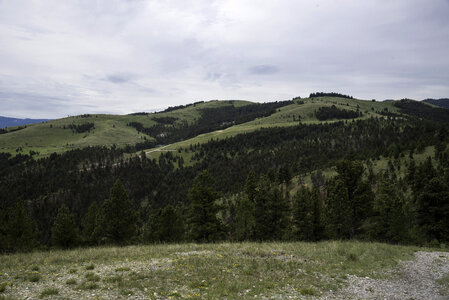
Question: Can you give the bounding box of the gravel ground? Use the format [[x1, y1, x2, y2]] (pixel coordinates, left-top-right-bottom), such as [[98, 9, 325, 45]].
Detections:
[[321, 251, 449, 300]]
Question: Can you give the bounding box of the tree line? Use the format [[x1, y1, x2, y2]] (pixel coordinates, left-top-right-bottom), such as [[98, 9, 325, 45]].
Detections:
[[0, 116, 448, 251]]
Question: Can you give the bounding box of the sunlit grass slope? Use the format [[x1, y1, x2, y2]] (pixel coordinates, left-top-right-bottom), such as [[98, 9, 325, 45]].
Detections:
[[0, 241, 419, 299], [146, 97, 400, 159], [0, 100, 252, 157]]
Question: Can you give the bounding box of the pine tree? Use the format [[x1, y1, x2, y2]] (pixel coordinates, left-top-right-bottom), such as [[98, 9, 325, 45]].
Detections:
[[81, 201, 100, 245], [324, 178, 351, 239], [233, 193, 256, 241], [188, 171, 222, 242], [101, 179, 138, 244], [144, 205, 184, 243], [3, 199, 37, 252], [51, 204, 79, 248], [254, 176, 290, 241], [293, 186, 314, 241], [417, 176, 449, 242]]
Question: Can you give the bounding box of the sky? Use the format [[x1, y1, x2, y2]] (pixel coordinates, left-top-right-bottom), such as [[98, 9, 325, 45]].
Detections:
[[1, 0, 449, 118]]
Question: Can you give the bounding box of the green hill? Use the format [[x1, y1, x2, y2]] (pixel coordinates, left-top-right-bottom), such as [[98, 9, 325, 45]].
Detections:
[[0, 100, 253, 157], [1, 93, 449, 255]]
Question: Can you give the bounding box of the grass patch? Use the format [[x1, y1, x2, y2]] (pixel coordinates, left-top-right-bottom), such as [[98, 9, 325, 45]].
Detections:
[[299, 287, 317, 296], [39, 287, 59, 298], [85, 263, 95, 270], [27, 273, 41, 282], [30, 265, 40, 272], [0, 283, 6, 293], [437, 273, 449, 295], [77, 282, 99, 290], [65, 278, 77, 285], [0, 241, 420, 298], [85, 272, 100, 282]]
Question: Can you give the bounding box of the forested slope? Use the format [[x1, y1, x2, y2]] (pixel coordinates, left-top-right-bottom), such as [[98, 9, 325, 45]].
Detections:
[[1, 98, 448, 251]]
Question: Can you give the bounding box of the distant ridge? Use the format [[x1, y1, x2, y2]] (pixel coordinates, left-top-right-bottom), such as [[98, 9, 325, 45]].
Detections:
[[423, 98, 449, 109], [0, 116, 51, 128]]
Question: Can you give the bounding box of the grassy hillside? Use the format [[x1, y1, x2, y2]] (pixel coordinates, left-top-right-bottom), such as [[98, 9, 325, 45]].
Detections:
[[146, 97, 400, 160], [0, 97, 422, 159], [0, 100, 251, 157], [0, 241, 420, 299]]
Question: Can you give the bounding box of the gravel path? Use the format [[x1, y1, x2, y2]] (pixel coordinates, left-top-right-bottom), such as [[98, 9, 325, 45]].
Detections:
[[321, 251, 449, 300]]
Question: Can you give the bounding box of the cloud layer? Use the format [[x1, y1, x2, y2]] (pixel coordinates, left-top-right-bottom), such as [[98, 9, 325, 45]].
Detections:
[[1, 0, 448, 118]]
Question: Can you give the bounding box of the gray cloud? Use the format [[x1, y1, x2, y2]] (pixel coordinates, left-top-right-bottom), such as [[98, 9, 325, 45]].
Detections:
[[249, 65, 279, 75], [105, 74, 133, 84], [0, 0, 448, 118]]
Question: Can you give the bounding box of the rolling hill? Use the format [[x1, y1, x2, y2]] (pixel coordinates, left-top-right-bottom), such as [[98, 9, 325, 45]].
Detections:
[[1, 93, 449, 258], [0, 97, 409, 158]]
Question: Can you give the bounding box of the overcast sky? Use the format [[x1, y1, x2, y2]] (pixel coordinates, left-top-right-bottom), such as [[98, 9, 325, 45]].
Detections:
[[1, 0, 448, 118]]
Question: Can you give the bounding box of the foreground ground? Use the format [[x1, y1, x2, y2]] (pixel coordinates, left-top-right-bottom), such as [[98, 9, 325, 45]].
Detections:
[[0, 241, 447, 299]]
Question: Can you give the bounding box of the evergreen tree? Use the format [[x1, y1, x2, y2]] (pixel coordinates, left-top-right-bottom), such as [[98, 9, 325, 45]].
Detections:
[[232, 193, 256, 241], [3, 199, 37, 252], [188, 171, 222, 242], [51, 204, 79, 248], [324, 178, 351, 239], [81, 201, 100, 245], [253, 176, 290, 241], [144, 205, 184, 243], [363, 176, 407, 243], [101, 179, 138, 244], [293, 186, 314, 241], [417, 176, 449, 242]]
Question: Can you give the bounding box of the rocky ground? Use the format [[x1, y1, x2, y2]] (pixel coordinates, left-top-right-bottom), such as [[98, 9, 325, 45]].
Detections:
[[321, 251, 449, 300]]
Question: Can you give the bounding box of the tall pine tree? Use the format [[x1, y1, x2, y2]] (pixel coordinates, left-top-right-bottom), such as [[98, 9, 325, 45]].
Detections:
[[100, 179, 138, 244], [51, 204, 79, 248], [188, 171, 222, 242]]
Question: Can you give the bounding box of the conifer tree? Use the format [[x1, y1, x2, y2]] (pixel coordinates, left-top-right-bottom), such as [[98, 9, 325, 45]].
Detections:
[[188, 171, 222, 242], [293, 186, 314, 241], [324, 178, 351, 239], [101, 179, 138, 244], [81, 201, 100, 245], [3, 199, 37, 252], [144, 205, 184, 242], [51, 204, 79, 248], [254, 176, 290, 241], [232, 193, 255, 241]]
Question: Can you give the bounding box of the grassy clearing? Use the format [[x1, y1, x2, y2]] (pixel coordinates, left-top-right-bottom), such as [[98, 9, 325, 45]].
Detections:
[[0, 241, 422, 299]]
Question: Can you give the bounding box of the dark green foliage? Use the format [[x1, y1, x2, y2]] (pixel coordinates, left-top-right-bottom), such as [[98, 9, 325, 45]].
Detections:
[[99, 180, 138, 244], [309, 92, 353, 99], [2, 108, 449, 250], [363, 176, 408, 243], [67, 122, 95, 133], [394, 99, 449, 123], [144, 205, 184, 243], [1, 199, 37, 252], [231, 193, 256, 241], [187, 171, 222, 242], [315, 105, 361, 121], [128, 101, 293, 145], [81, 201, 100, 245], [423, 98, 449, 109], [416, 177, 449, 242], [293, 186, 319, 241], [51, 204, 79, 248], [253, 176, 290, 241], [324, 178, 351, 239]]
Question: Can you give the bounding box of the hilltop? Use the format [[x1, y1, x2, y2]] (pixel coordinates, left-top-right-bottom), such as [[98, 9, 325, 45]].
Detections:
[[2, 96, 443, 158]]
